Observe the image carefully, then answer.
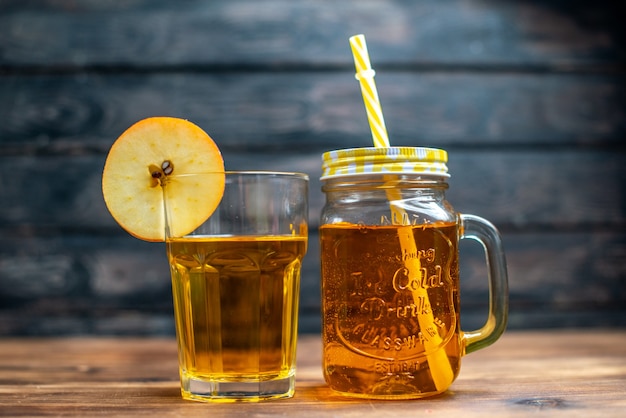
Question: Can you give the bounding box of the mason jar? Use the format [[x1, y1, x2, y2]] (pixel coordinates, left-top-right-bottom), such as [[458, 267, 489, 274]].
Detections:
[[319, 146, 508, 399]]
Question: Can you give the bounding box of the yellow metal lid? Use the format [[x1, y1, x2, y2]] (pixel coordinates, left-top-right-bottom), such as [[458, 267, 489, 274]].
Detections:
[[321, 147, 449, 180]]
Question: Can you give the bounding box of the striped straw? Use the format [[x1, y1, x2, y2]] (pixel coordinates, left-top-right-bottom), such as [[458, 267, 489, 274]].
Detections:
[[349, 34, 390, 148], [348, 34, 454, 391]]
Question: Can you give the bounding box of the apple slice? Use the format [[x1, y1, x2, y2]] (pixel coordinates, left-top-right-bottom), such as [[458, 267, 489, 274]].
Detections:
[[102, 117, 225, 241]]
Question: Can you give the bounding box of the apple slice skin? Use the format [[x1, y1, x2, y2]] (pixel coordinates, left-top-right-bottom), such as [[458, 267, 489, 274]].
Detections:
[[102, 117, 225, 242]]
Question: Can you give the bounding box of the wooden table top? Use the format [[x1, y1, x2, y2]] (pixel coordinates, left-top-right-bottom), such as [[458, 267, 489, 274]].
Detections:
[[1, 330, 624, 417]]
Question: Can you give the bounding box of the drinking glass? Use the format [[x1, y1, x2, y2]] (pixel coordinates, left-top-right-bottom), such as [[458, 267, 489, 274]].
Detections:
[[165, 171, 308, 402]]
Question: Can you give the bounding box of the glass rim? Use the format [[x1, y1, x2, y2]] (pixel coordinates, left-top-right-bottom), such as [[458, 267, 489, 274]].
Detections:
[[170, 170, 309, 180]]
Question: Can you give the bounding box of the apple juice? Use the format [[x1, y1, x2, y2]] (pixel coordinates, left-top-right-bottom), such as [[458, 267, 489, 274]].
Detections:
[[320, 222, 462, 398], [167, 235, 306, 399]]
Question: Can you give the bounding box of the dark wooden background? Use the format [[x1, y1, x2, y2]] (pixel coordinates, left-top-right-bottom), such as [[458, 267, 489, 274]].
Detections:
[[0, 0, 624, 336]]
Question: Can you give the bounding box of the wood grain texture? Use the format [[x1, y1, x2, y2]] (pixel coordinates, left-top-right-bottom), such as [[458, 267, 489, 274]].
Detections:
[[0, 151, 624, 230], [0, 332, 624, 417], [1, 229, 624, 335], [1, 73, 623, 153], [0, 0, 623, 335], [0, 0, 623, 66]]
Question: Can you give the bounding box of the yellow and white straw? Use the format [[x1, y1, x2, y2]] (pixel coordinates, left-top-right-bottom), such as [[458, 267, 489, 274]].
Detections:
[[349, 34, 454, 392], [349, 34, 390, 148]]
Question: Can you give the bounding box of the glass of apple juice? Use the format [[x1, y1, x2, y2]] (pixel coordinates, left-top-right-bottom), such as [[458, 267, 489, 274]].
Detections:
[[164, 171, 308, 402]]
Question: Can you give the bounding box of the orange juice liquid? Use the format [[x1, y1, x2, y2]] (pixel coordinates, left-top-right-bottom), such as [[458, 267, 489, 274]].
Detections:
[[167, 235, 306, 400], [320, 222, 461, 398]]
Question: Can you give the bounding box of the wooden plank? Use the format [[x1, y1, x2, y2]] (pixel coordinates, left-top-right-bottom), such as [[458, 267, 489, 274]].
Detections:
[[460, 230, 626, 308], [1, 306, 624, 337], [1, 229, 624, 335], [1, 73, 623, 152], [0, 332, 625, 416], [0, 150, 623, 230], [0, 0, 622, 66], [446, 150, 626, 229]]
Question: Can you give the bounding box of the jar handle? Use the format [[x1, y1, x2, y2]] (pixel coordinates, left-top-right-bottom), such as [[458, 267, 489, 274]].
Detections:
[[459, 214, 509, 354]]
